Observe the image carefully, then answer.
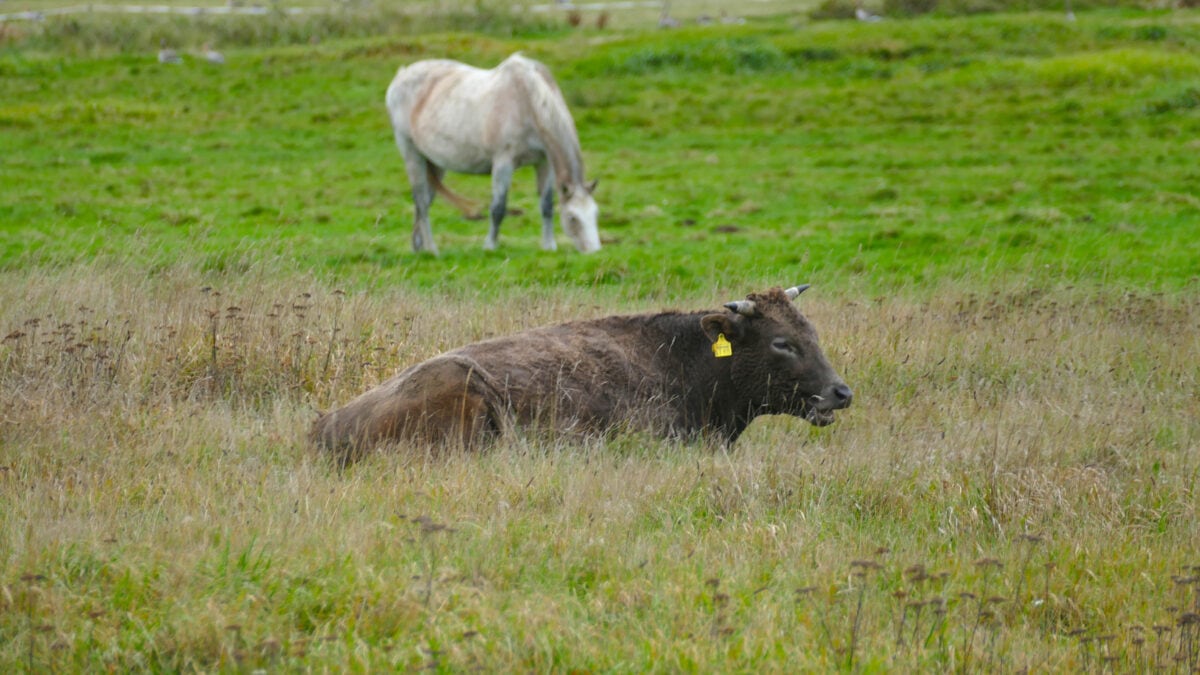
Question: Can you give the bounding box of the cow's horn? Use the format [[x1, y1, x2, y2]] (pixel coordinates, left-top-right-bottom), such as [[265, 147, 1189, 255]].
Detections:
[[784, 284, 811, 300], [724, 300, 756, 316]]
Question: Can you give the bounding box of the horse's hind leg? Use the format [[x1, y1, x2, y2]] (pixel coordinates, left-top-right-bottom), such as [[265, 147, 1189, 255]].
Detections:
[[395, 133, 438, 255], [484, 160, 514, 251]]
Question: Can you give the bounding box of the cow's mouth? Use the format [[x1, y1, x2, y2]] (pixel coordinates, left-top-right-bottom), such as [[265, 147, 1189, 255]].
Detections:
[[804, 406, 837, 426]]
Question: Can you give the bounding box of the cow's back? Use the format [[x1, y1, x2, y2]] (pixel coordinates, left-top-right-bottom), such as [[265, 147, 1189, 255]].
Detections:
[[312, 309, 723, 457], [449, 316, 665, 432]]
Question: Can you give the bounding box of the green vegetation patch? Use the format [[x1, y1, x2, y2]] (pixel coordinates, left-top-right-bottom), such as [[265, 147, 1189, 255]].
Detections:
[[3, 10, 1199, 294]]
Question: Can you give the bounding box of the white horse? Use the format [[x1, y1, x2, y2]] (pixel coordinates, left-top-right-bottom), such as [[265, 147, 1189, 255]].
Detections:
[[385, 53, 601, 255]]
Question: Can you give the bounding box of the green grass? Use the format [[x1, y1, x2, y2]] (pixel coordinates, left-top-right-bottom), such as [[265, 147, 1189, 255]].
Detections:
[[3, 9, 1199, 295], [1, 4, 1199, 672]]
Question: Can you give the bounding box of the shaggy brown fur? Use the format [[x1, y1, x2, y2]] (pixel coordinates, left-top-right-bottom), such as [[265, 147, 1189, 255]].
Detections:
[[312, 287, 852, 462]]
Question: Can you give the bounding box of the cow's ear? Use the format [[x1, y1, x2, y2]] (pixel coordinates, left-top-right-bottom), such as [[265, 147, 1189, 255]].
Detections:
[[701, 313, 744, 343]]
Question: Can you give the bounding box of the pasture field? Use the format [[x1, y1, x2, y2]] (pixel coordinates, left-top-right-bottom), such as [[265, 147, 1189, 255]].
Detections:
[[2, 3, 1199, 671]]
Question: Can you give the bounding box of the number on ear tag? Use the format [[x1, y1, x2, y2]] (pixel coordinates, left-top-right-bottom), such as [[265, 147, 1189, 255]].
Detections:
[[712, 333, 732, 358]]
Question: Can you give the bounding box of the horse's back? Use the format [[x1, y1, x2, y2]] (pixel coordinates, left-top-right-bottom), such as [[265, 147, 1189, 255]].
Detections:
[[387, 54, 552, 115], [386, 58, 475, 116], [386, 53, 576, 175]]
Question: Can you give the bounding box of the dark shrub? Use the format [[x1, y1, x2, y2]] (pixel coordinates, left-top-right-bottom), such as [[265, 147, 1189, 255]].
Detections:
[[883, 0, 939, 15], [810, 0, 860, 21]]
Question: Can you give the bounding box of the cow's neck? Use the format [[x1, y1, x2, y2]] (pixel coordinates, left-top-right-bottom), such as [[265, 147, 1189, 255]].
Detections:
[[640, 312, 754, 442]]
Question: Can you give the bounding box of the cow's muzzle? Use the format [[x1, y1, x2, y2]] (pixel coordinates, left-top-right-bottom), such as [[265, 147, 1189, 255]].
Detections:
[[805, 383, 853, 426]]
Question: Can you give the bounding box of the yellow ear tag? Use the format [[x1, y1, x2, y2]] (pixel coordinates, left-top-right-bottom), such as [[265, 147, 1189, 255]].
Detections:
[[712, 333, 733, 358]]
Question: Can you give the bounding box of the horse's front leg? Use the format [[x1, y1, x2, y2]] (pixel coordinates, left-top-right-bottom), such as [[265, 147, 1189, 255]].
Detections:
[[535, 162, 557, 251], [485, 161, 515, 251], [411, 176, 437, 255]]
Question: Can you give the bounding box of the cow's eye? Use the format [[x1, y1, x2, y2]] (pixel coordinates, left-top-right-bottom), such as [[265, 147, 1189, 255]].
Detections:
[[771, 338, 799, 356]]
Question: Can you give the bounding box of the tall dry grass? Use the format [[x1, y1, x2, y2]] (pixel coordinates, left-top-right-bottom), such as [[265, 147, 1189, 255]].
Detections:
[[1, 261, 1197, 670], [7, 1, 562, 54]]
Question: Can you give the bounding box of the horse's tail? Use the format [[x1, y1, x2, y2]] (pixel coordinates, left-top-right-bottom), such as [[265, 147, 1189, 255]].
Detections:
[[427, 168, 484, 220]]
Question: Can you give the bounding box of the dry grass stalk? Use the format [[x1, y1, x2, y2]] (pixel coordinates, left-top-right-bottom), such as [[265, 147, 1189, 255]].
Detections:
[[1, 263, 1197, 669]]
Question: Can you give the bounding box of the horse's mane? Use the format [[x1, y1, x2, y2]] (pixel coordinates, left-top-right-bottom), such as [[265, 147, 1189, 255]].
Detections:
[[508, 55, 586, 192]]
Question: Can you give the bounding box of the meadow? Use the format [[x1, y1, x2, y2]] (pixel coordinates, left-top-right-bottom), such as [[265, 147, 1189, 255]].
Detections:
[[1, 1, 1199, 671]]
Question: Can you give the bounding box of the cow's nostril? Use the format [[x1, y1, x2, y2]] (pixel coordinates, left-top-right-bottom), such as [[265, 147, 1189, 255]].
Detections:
[[833, 384, 853, 405]]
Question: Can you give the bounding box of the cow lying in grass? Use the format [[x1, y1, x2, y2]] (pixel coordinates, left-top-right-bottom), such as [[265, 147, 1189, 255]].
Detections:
[[312, 285, 852, 462]]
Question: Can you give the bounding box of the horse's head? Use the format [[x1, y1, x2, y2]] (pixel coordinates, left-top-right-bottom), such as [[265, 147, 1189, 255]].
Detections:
[[560, 180, 601, 253]]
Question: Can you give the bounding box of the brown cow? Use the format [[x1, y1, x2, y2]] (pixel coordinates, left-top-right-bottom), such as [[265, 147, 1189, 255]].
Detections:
[[312, 285, 852, 462]]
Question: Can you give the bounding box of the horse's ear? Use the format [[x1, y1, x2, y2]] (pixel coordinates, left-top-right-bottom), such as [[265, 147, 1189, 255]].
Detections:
[[586, 179, 598, 194]]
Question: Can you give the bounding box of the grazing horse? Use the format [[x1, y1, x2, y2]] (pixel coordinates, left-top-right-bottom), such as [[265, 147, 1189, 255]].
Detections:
[[385, 53, 601, 255]]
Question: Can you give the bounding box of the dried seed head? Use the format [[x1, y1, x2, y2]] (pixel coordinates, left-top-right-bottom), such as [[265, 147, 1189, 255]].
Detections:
[[259, 638, 282, 654]]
